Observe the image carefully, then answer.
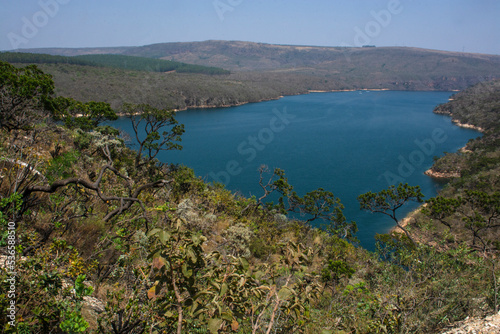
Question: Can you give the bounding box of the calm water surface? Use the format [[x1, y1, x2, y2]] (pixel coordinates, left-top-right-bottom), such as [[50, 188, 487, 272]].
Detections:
[[112, 91, 481, 250]]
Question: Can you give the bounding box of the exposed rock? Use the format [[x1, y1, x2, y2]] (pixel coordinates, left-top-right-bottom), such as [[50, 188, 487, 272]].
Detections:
[[83, 296, 106, 313], [439, 312, 500, 334], [424, 169, 460, 179], [452, 119, 485, 132]]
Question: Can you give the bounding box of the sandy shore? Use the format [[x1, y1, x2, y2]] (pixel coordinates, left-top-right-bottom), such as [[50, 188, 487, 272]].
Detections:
[[451, 119, 485, 132], [391, 204, 427, 233], [397, 108, 484, 233], [424, 169, 460, 179], [308, 88, 390, 93]]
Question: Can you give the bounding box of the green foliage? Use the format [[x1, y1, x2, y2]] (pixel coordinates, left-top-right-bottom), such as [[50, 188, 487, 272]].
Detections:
[[321, 260, 355, 286], [123, 103, 185, 168], [59, 275, 92, 333], [0, 52, 96, 66], [0, 51, 230, 74], [59, 311, 89, 333], [74, 274, 94, 298], [146, 224, 321, 333], [0, 192, 22, 245], [358, 183, 424, 244], [171, 165, 206, 198], [97, 287, 149, 334], [425, 191, 500, 250], [252, 166, 358, 241], [147, 226, 207, 332], [358, 183, 424, 218], [0, 239, 94, 332], [75, 54, 231, 74], [51, 97, 118, 131], [434, 80, 500, 131], [45, 150, 80, 183], [0, 61, 55, 131]]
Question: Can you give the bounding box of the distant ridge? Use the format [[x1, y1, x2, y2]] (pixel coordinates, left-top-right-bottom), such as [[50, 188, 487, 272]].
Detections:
[[6, 40, 500, 109], [10, 40, 500, 90], [13, 40, 500, 70]]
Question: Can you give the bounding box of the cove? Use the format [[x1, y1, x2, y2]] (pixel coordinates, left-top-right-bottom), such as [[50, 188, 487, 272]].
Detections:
[[111, 91, 481, 250]]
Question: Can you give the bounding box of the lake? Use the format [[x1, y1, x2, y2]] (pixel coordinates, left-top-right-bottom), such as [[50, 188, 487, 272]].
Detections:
[[112, 91, 481, 250]]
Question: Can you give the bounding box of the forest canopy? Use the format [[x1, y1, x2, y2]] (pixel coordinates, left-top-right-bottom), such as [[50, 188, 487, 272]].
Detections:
[[0, 52, 230, 75]]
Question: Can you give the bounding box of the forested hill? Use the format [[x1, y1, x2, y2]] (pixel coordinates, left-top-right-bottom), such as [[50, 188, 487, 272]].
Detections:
[[14, 40, 500, 91], [120, 40, 500, 74], [0, 52, 230, 75], [434, 79, 500, 131]]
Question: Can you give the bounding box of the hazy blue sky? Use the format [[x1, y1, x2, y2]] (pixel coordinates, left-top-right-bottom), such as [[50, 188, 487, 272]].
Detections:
[[1, 0, 499, 54]]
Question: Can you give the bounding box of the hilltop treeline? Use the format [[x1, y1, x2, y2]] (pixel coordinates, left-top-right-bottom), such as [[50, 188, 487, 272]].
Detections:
[[0, 62, 499, 333], [74, 54, 230, 74], [0, 52, 230, 75], [0, 52, 95, 66]]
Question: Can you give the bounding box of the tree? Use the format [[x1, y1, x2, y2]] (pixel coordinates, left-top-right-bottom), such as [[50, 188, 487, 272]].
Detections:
[[247, 166, 357, 241], [147, 226, 320, 334], [0, 61, 54, 131], [358, 183, 424, 245], [424, 196, 462, 231], [460, 191, 500, 250], [50, 97, 118, 131], [22, 143, 171, 223], [426, 191, 500, 251], [123, 103, 185, 168], [147, 227, 207, 334]]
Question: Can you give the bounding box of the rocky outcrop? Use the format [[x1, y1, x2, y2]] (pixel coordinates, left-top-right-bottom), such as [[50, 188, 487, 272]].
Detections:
[[451, 119, 485, 132], [424, 169, 460, 179], [439, 312, 500, 334]]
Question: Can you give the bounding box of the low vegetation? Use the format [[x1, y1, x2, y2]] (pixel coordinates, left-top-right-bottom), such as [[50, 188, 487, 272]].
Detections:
[[0, 62, 499, 333]]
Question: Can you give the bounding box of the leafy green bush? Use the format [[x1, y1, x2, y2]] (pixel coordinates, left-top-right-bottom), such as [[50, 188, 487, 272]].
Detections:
[[45, 150, 80, 183]]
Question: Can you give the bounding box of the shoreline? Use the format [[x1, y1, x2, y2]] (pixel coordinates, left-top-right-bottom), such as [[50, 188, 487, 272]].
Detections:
[[174, 95, 286, 112], [451, 119, 485, 132], [424, 169, 460, 179], [391, 204, 427, 233], [177, 88, 396, 112], [397, 104, 486, 234], [308, 88, 391, 93]]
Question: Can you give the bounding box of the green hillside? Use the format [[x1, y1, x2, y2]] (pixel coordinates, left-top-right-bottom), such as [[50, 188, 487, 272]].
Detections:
[[74, 54, 230, 74], [0, 52, 95, 66], [13, 40, 500, 94], [0, 52, 230, 75], [120, 40, 500, 74]]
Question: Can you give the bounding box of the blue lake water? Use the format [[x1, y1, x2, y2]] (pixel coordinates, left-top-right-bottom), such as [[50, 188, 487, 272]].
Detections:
[[111, 91, 481, 250]]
